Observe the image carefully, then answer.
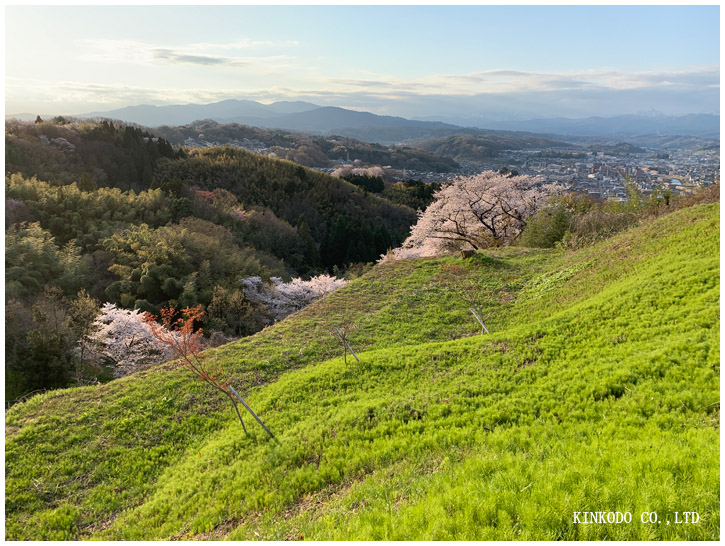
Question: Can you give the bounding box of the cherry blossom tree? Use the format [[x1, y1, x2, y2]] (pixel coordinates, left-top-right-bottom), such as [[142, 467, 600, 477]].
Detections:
[[88, 303, 170, 377], [378, 244, 439, 264], [332, 165, 386, 179], [242, 274, 348, 322], [397, 171, 561, 256]]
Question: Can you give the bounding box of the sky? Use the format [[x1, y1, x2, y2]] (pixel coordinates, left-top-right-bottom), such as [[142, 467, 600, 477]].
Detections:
[[4, 4, 721, 120]]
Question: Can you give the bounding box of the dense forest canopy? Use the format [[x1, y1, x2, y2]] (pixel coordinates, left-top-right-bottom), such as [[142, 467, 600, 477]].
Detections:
[[153, 146, 415, 267], [6, 118, 182, 190], [5, 119, 421, 400]]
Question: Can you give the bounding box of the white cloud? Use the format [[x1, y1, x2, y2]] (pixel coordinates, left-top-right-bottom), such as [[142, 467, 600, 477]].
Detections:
[[74, 38, 298, 71]]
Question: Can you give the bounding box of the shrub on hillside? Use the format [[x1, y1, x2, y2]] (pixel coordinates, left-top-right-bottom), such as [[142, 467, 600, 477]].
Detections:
[[519, 183, 720, 250], [519, 193, 599, 248], [518, 199, 575, 248], [559, 209, 639, 248], [672, 182, 719, 209]]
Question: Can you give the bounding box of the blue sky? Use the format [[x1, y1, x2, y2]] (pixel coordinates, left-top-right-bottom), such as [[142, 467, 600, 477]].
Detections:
[[5, 5, 720, 119]]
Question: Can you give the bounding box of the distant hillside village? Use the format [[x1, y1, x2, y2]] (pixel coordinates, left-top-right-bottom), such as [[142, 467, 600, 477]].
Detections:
[[179, 131, 718, 202], [482, 146, 719, 201]]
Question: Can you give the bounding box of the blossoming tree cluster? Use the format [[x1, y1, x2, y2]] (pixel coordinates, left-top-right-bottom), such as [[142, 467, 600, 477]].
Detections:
[[89, 274, 348, 377], [381, 171, 561, 262], [242, 274, 348, 322], [88, 303, 171, 377]]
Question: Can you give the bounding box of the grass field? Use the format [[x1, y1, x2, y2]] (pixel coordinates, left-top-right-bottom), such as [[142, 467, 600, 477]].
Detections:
[[5, 203, 719, 540]]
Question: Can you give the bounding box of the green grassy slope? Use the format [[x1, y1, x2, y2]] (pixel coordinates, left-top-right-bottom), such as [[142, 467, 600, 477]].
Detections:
[[5, 203, 719, 540]]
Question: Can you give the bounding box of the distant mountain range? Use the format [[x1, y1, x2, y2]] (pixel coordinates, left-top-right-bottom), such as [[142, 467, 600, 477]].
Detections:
[[6, 99, 719, 143], [84, 99, 322, 128]]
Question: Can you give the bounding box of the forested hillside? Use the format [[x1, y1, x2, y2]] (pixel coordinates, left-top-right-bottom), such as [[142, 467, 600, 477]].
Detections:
[[411, 133, 571, 162], [6, 118, 181, 190], [152, 146, 415, 268], [152, 120, 460, 172], [5, 119, 417, 400], [5, 203, 719, 540]]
